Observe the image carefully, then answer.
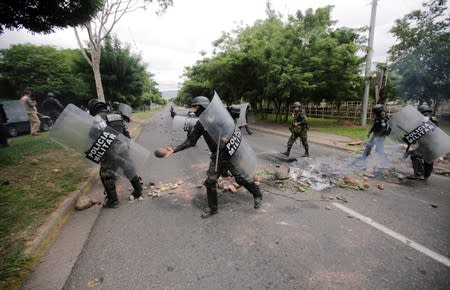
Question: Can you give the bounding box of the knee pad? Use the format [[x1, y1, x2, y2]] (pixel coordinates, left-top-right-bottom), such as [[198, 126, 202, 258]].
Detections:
[[204, 177, 217, 190]]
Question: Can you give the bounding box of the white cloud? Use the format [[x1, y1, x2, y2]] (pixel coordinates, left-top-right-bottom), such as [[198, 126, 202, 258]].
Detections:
[[0, 0, 433, 90]]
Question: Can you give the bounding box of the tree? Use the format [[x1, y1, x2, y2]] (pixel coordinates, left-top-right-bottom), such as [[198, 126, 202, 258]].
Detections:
[[0, 44, 90, 103], [0, 0, 103, 34], [389, 0, 450, 111], [74, 0, 172, 102], [178, 4, 365, 121]]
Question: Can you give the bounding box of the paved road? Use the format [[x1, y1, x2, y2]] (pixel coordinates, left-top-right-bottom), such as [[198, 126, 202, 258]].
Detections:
[[61, 108, 449, 289]]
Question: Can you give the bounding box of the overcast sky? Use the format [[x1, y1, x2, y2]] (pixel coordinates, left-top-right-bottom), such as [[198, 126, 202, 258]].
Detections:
[[0, 0, 439, 91]]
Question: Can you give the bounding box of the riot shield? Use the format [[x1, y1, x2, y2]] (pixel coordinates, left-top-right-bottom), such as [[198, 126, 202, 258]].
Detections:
[[199, 93, 257, 177], [388, 105, 450, 163], [118, 103, 132, 121], [50, 104, 151, 178], [172, 115, 198, 133], [236, 103, 249, 128]]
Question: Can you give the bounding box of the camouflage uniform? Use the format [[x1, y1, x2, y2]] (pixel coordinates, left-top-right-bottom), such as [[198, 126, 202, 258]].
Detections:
[[285, 110, 309, 157], [174, 121, 262, 214]]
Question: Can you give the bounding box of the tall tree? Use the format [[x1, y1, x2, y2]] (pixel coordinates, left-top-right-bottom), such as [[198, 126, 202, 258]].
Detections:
[[0, 44, 90, 102], [0, 0, 103, 34], [74, 0, 172, 102], [389, 0, 450, 110]]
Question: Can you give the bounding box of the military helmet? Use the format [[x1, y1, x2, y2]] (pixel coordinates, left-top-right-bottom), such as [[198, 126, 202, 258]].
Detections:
[[191, 96, 210, 110], [292, 102, 302, 108], [372, 104, 384, 114], [47, 92, 55, 97], [418, 104, 432, 114], [112, 101, 120, 111], [87, 99, 108, 116]]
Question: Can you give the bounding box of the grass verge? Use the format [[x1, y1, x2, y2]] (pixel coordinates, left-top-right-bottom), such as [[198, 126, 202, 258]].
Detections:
[[133, 108, 163, 121], [0, 133, 89, 289], [256, 113, 370, 139]]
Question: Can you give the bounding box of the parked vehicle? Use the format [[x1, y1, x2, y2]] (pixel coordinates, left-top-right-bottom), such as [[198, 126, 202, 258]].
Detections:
[[0, 100, 53, 137]]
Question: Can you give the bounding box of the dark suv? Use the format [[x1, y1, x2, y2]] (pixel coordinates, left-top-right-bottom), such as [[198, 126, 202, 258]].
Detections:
[[0, 100, 53, 137]]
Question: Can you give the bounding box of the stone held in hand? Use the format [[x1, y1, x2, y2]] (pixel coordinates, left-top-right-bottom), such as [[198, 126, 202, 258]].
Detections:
[[154, 147, 167, 158]]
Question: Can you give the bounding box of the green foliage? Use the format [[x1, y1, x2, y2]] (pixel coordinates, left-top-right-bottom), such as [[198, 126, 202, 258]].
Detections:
[[0, 38, 164, 108], [0, 44, 90, 103], [389, 0, 450, 107], [0, 133, 89, 286], [0, 0, 103, 34], [176, 5, 365, 120], [76, 35, 164, 107]]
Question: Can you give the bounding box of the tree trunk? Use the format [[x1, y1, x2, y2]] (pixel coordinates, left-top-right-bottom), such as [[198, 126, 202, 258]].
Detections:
[[92, 58, 105, 102]]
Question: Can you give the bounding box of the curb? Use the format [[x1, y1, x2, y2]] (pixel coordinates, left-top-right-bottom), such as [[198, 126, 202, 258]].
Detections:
[[24, 167, 99, 256], [249, 124, 360, 153]]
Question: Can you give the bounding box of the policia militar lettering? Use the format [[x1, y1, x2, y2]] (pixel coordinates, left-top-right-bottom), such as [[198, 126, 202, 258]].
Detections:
[[162, 95, 262, 218]]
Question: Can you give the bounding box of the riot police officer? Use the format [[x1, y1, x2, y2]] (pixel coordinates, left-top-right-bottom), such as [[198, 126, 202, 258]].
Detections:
[[361, 104, 391, 160], [163, 96, 262, 218], [282, 102, 309, 157], [407, 104, 439, 180], [87, 99, 144, 208], [41, 92, 64, 122]]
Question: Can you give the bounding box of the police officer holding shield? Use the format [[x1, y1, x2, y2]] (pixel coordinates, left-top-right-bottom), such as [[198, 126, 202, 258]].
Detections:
[[87, 99, 144, 208], [162, 96, 262, 218], [406, 104, 439, 180]]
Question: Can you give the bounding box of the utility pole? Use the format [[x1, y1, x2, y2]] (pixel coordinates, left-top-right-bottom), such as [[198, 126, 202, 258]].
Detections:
[[361, 0, 378, 126]]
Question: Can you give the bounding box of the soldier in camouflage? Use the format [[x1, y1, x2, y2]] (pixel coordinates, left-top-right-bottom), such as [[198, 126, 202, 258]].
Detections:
[[163, 96, 262, 218], [282, 102, 309, 157]]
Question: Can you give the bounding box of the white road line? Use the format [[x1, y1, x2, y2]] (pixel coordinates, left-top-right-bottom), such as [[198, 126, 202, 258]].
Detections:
[[332, 202, 450, 268]]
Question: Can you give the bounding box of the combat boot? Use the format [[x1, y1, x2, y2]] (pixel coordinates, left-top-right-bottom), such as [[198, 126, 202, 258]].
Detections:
[[301, 150, 309, 157], [201, 187, 218, 218], [281, 146, 292, 157], [130, 176, 144, 198], [246, 182, 263, 209], [103, 190, 119, 208]]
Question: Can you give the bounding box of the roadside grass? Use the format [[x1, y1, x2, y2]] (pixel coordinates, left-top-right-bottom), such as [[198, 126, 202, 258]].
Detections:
[[440, 118, 450, 135], [133, 108, 163, 121], [256, 113, 370, 139], [0, 133, 89, 288]]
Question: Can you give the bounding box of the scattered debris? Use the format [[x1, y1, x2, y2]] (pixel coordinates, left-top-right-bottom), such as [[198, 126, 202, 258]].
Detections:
[[75, 196, 99, 210], [325, 205, 332, 210], [430, 203, 438, 208], [343, 176, 357, 186], [347, 140, 363, 146], [52, 169, 60, 173], [87, 277, 103, 288], [377, 183, 384, 190], [274, 165, 290, 180], [31, 159, 39, 165], [363, 182, 370, 189], [159, 183, 178, 192]]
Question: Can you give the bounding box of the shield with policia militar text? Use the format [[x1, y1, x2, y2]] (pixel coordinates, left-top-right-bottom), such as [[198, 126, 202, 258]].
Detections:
[[388, 105, 450, 163], [198, 92, 257, 178], [49, 104, 151, 182]]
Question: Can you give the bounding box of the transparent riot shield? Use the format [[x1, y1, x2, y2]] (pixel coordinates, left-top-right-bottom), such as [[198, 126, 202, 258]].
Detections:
[[236, 103, 249, 128], [172, 115, 198, 133], [118, 103, 132, 121], [50, 104, 151, 178], [199, 93, 257, 177], [388, 105, 450, 163]]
